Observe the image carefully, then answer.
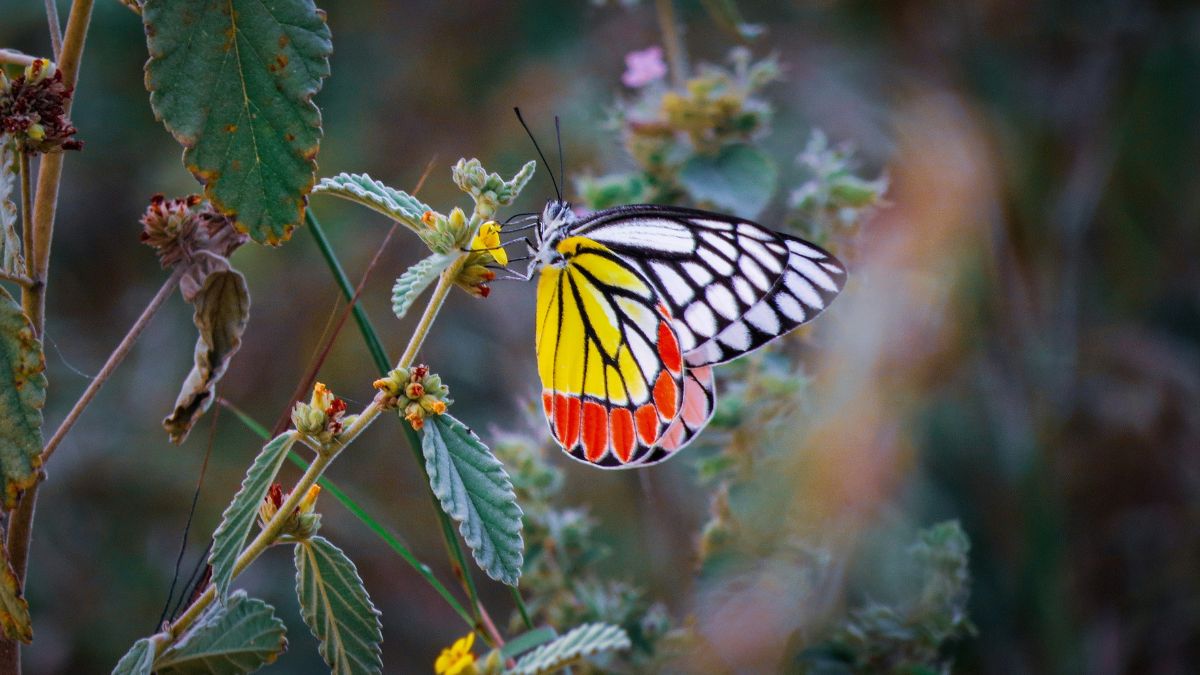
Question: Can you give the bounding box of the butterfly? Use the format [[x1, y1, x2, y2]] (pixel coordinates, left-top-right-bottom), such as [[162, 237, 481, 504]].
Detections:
[[521, 200, 846, 469]]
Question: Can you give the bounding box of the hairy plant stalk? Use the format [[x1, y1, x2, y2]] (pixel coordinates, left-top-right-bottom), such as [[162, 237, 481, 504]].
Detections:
[[656, 0, 688, 88], [0, 49, 40, 68], [19, 154, 32, 282], [1, 1, 96, 670], [0, 271, 34, 288], [40, 268, 183, 465], [163, 255, 476, 651], [44, 0, 63, 59]]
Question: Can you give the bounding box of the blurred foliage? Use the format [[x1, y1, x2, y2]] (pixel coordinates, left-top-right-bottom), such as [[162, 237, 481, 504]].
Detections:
[[0, 0, 1197, 672]]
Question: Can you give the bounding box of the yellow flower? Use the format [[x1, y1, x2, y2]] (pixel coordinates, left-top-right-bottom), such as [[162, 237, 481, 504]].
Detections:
[[310, 382, 333, 411], [434, 632, 476, 675], [297, 484, 321, 514], [470, 221, 507, 266]]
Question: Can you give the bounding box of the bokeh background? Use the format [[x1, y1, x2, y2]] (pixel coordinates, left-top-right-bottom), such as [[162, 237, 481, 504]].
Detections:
[[3, 0, 1200, 672]]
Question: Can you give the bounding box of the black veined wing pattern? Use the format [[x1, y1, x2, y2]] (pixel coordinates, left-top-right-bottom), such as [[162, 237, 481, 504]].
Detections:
[[533, 203, 846, 469]]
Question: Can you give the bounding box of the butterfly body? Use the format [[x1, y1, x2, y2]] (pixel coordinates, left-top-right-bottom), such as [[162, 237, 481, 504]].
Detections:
[[528, 200, 846, 469]]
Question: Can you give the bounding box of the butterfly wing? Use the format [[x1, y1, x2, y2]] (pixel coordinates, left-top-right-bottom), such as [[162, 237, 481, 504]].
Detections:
[[536, 236, 685, 468], [633, 365, 716, 466], [574, 205, 847, 366]]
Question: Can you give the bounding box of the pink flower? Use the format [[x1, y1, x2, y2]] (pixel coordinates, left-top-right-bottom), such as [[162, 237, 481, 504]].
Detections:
[[622, 46, 667, 88]]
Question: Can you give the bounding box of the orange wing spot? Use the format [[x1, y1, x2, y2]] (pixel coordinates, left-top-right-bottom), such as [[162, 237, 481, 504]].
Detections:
[[611, 408, 636, 463], [553, 394, 582, 448], [542, 392, 554, 418], [635, 404, 659, 445], [656, 303, 671, 319], [657, 321, 682, 374], [581, 402, 609, 463], [653, 370, 678, 420]]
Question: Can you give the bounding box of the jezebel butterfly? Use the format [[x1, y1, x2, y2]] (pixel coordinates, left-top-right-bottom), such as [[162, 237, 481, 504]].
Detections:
[[528, 200, 846, 469]]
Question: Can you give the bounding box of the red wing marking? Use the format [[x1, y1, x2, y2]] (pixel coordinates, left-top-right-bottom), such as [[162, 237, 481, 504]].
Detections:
[[552, 393, 582, 448], [653, 370, 678, 421], [541, 392, 554, 418], [635, 404, 659, 445], [610, 408, 636, 463], [657, 320, 682, 374], [635, 366, 717, 466], [581, 401, 608, 463]]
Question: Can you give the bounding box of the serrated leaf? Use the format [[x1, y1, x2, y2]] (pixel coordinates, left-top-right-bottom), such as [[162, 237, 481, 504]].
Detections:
[[506, 623, 631, 675], [0, 538, 31, 643], [392, 253, 454, 321], [156, 591, 287, 674], [500, 627, 557, 659], [112, 637, 156, 675], [421, 414, 523, 586], [294, 535, 383, 674], [679, 143, 778, 219], [0, 286, 45, 509], [0, 141, 25, 274], [313, 173, 432, 231], [164, 262, 250, 444], [210, 431, 299, 600], [143, 0, 332, 245]]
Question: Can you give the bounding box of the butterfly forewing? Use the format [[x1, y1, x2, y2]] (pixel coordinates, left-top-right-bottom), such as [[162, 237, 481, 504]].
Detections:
[[536, 236, 686, 468], [573, 205, 847, 366]]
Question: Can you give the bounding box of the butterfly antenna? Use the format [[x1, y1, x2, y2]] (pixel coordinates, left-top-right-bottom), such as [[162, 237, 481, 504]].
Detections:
[[514, 107, 561, 202], [555, 115, 565, 197]]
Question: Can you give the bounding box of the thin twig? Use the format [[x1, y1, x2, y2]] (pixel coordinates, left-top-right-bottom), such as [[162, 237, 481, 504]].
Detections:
[[44, 0, 63, 60], [655, 0, 688, 88], [19, 154, 32, 282], [0, 270, 34, 289], [40, 268, 182, 466], [0, 49, 40, 68]]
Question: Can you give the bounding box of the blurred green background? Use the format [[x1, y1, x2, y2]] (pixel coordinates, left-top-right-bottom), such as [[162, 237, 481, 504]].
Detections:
[[3, 0, 1200, 672]]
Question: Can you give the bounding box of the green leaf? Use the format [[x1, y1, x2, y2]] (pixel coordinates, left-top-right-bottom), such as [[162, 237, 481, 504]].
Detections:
[[392, 253, 454, 321], [156, 591, 287, 674], [210, 431, 299, 600], [421, 414, 523, 586], [294, 535, 384, 674], [164, 264, 250, 444], [505, 623, 631, 675], [313, 173, 432, 231], [0, 538, 31, 643], [678, 143, 778, 219], [0, 141, 25, 275], [111, 637, 156, 675], [142, 0, 333, 245], [0, 286, 45, 509], [500, 627, 557, 659]]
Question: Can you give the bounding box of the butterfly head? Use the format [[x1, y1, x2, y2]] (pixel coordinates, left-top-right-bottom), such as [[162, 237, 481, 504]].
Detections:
[[527, 199, 578, 276]]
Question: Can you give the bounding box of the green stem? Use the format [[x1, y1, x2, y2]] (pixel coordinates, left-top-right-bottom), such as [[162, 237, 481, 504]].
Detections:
[[220, 398, 475, 627], [306, 211, 496, 643], [511, 587, 534, 630]]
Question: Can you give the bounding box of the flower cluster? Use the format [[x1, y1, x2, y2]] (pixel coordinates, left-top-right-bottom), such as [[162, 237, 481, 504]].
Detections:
[[373, 365, 450, 430], [788, 130, 888, 235], [139, 194, 245, 269], [291, 382, 350, 443], [0, 59, 82, 154], [456, 221, 506, 298], [451, 158, 535, 220], [258, 483, 322, 540]]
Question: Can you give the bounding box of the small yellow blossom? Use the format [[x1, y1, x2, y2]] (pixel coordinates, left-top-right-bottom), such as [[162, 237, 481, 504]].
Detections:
[[435, 632, 477, 675], [470, 221, 507, 266], [297, 484, 321, 514]]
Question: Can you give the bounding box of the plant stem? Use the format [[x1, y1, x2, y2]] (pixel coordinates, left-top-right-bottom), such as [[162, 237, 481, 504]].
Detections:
[[44, 0, 63, 60], [40, 268, 182, 466], [0, 50, 40, 68], [306, 211, 497, 642], [0, 271, 34, 288], [397, 262, 459, 368], [656, 0, 688, 88], [0, 0, 94, 670], [19, 154, 32, 282]]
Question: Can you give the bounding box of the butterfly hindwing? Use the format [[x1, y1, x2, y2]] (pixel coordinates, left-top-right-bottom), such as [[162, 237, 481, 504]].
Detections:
[[573, 205, 847, 366], [633, 364, 716, 466], [536, 236, 685, 468]]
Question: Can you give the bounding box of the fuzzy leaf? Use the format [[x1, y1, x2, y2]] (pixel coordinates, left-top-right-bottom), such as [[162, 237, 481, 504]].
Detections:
[[679, 143, 778, 219], [506, 623, 631, 675], [164, 263, 250, 444], [143, 0, 332, 245], [111, 637, 156, 675], [0, 286, 45, 509], [313, 173, 432, 230], [421, 414, 523, 586], [294, 535, 383, 674], [156, 591, 287, 674], [0, 538, 31, 643], [0, 141, 24, 274], [392, 253, 454, 321], [210, 431, 299, 600]]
